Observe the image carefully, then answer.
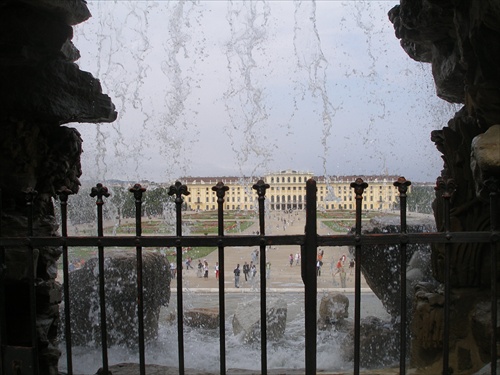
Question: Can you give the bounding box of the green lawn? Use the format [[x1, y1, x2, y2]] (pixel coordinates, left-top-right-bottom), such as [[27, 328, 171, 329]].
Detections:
[[321, 220, 355, 232], [60, 246, 218, 266]]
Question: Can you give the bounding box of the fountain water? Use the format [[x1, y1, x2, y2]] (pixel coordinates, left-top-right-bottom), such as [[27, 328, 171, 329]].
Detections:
[[71, 0, 454, 185], [59, 292, 390, 374]]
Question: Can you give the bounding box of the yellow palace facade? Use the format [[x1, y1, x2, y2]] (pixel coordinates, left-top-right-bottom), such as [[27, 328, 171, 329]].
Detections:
[[181, 170, 406, 212]]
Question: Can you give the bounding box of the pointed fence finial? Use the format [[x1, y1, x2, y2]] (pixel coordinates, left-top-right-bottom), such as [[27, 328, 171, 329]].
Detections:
[[435, 177, 456, 199], [350, 178, 368, 199], [393, 177, 411, 196], [129, 183, 146, 201], [90, 183, 110, 205], [168, 181, 190, 202], [56, 186, 74, 203], [252, 179, 270, 197], [212, 181, 229, 201]]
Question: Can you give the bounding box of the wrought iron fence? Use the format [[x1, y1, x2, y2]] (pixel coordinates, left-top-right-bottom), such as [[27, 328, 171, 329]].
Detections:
[[0, 177, 498, 375]]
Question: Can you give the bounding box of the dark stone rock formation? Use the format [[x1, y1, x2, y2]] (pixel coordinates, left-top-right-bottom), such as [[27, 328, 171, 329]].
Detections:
[[411, 284, 496, 373], [0, 0, 116, 373], [317, 292, 350, 331], [342, 316, 400, 369], [65, 252, 170, 347], [389, 1, 500, 372], [184, 308, 220, 330], [232, 297, 287, 344], [349, 214, 436, 318]]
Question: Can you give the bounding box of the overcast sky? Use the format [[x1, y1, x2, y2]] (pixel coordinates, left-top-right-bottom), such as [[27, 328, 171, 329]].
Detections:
[[70, 0, 458, 184]]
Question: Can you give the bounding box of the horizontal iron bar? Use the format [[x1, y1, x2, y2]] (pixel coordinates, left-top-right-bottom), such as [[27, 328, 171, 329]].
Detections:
[[318, 231, 499, 246], [0, 231, 497, 248]]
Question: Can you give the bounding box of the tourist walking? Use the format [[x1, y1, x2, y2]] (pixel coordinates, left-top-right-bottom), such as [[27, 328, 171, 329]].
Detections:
[[234, 264, 241, 288], [215, 262, 219, 280], [289, 253, 294, 267], [340, 264, 347, 288], [251, 264, 257, 280], [197, 260, 203, 278], [332, 257, 342, 281], [250, 263, 258, 289], [266, 261, 271, 279], [170, 262, 176, 279], [243, 262, 250, 281], [295, 252, 300, 266], [203, 260, 209, 278]]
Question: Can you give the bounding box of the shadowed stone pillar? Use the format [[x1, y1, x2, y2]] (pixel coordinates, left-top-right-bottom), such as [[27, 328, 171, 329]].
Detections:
[[389, 1, 500, 372], [0, 0, 116, 373]]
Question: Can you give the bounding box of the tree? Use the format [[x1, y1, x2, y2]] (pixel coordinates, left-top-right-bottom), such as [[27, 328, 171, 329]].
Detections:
[[407, 184, 435, 214]]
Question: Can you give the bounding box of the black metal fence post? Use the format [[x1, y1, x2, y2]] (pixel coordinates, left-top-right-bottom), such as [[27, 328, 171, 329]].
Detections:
[[57, 186, 74, 375], [129, 183, 147, 375], [486, 177, 499, 375], [253, 179, 270, 375], [90, 183, 111, 375], [212, 181, 229, 374], [24, 188, 39, 375], [168, 181, 190, 375], [303, 178, 317, 374], [394, 177, 411, 375], [435, 177, 456, 375], [351, 178, 368, 375], [0, 187, 4, 359]]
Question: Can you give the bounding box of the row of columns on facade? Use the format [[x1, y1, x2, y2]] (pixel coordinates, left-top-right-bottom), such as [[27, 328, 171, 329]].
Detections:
[[14, 176, 499, 220]]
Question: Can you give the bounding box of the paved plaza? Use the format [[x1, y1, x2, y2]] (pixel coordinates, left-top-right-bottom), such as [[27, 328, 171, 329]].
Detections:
[[171, 211, 370, 292]]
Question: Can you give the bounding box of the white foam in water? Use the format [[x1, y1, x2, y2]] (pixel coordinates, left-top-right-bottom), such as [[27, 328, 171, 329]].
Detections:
[[59, 293, 389, 373]]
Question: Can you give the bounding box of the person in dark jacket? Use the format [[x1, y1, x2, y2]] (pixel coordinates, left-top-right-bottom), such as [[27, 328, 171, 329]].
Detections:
[[243, 261, 250, 281], [234, 264, 241, 288]]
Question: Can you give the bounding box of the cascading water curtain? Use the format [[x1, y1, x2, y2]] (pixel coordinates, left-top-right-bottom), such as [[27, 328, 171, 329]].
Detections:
[[62, 3, 462, 372], [71, 0, 455, 186]]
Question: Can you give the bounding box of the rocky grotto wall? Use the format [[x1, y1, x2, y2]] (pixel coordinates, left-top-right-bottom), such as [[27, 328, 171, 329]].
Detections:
[[0, 0, 499, 374], [389, 1, 500, 373], [0, 0, 116, 373]]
